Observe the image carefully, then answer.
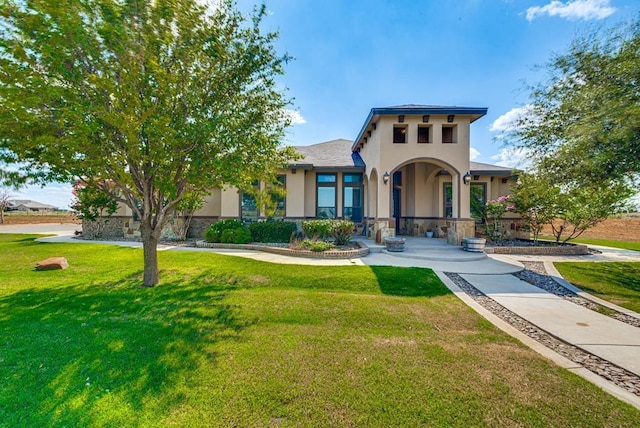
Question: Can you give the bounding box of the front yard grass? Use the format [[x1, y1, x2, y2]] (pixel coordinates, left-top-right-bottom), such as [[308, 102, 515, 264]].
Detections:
[[538, 235, 640, 252], [554, 262, 640, 314], [1, 234, 638, 426]]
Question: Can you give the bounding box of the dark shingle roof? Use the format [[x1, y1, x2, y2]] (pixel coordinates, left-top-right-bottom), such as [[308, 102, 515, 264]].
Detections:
[[292, 139, 364, 170]]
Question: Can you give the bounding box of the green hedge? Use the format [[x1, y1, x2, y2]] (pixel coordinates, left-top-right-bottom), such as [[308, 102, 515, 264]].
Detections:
[[249, 220, 297, 243], [204, 219, 245, 243], [220, 227, 252, 244], [302, 219, 355, 245]]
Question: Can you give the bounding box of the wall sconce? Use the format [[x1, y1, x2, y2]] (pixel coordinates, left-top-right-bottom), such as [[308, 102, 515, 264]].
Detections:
[[422, 115, 430, 123], [291, 168, 296, 174], [447, 115, 455, 123], [463, 172, 472, 185], [367, 130, 371, 137], [383, 171, 390, 185], [473, 175, 480, 181], [372, 123, 377, 130], [398, 115, 405, 123]]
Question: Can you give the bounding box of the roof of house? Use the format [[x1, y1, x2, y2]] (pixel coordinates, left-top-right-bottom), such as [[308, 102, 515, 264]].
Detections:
[[292, 139, 516, 176], [353, 104, 489, 151], [8, 199, 58, 209], [292, 139, 365, 171], [469, 161, 515, 176]]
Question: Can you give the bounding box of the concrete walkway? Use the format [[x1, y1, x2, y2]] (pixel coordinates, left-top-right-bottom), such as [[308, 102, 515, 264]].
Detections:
[[3, 224, 640, 407]]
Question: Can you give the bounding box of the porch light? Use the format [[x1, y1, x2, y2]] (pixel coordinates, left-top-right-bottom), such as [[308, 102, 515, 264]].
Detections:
[[447, 115, 455, 123], [383, 171, 390, 185], [463, 172, 472, 185], [422, 115, 430, 122], [398, 115, 405, 123]]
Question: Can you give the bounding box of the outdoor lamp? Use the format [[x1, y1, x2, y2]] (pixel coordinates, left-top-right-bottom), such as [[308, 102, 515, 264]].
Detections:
[[383, 171, 390, 185], [463, 172, 472, 185]]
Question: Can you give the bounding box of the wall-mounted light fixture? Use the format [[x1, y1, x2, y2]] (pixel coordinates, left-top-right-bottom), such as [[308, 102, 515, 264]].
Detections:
[[398, 115, 405, 123], [291, 168, 296, 174], [447, 115, 455, 123], [473, 175, 480, 181], [383, 171, 390, 185], [422, 115, 430, 123], [372, 123, 377, 130], [463, 171, 472, 185]]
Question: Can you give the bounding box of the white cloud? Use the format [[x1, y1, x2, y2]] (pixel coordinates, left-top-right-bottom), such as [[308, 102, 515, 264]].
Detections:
[[526, 0, 616, 22], [489, 105, 533, 133], [490, 147, 534, 170], [469, 147, 480, 161], [283, 109, 307, 125]]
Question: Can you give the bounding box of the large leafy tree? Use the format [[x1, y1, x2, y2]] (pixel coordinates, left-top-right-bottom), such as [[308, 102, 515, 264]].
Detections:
[[0, 0, 294, 286], [506, 19, 640, 186]]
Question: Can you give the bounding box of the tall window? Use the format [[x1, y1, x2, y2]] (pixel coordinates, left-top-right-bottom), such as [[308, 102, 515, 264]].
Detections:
[[241, 180, 260, 221], [316, 173, 337, 218], [343, 173, 363, 222], [271, 175, 286, 219], [470, 183, 486, 223], [444, 183, 453, 218]]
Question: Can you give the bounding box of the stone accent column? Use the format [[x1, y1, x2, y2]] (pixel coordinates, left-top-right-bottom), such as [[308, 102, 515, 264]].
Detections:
[[373, 218, 395, 244]]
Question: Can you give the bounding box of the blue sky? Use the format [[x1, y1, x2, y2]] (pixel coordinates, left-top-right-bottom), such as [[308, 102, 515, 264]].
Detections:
[[13, 0, 640, 209]]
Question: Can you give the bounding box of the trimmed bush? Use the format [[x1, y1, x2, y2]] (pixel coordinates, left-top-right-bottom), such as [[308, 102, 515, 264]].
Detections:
[[332, 220, 355, 245], [220, 227, 252, 244], [249, 220, 297, 243], [204, 219, 245, 243], [302, 239, 334, 252], [302, 219, 334, 240]]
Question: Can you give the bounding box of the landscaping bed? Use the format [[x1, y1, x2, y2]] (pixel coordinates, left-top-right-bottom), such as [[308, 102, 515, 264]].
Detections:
[[484, 239, 589, 255], [195, 239, 369, 259]]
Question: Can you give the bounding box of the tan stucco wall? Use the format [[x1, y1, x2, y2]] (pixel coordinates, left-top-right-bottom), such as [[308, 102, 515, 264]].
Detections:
[[358, 114, 472, 219], [193, 189, 222, 217], [285, 169, 306, 217], [220, 186, 240, 218]]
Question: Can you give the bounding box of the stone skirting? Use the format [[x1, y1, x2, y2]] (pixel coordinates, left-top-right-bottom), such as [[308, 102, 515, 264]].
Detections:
[[484, 243, 589, 255], [195, 240, 370, 259]]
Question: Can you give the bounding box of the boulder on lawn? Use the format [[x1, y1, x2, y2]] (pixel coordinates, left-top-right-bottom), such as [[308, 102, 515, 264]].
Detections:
[[36, 257, 69, 271]]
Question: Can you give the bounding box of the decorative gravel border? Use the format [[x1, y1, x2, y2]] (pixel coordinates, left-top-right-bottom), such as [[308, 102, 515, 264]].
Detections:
[[194, 240, 369, 259], [445, 272, 640, 397], [515, 262, 640, 328]]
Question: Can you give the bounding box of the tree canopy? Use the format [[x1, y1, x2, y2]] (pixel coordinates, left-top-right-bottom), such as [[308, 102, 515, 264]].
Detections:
[[505, 18, 640, 186], [0, 0, 294, 285]]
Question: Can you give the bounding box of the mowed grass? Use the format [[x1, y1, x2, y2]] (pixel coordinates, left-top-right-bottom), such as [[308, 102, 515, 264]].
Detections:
[[538, 235, 640, 252], [555, 262, 640, 314], [1, 235, 638, 427]]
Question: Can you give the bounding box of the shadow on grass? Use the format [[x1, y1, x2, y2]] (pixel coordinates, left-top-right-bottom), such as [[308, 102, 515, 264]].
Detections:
[[0, 273, 254, 426]]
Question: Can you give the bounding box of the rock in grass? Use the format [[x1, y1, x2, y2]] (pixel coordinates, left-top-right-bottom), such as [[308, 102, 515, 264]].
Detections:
[[36, 257, 69, 271]]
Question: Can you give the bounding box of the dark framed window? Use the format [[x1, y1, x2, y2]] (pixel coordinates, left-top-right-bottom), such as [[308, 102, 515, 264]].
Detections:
[[316, 173, 337, 218], [270, 175, 286, 219], [444, 183, 453, 218], [417, 125, 431, 143], [241, 180, 260, 221], [393, 125, 407, 144], [442, 125, 456, 143], [470, 183, 486, 223], [343, 173, 363, 222]]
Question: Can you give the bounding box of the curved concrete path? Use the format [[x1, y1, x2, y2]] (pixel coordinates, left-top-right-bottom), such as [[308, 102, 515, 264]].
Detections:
[[3, 224, 640, 408]]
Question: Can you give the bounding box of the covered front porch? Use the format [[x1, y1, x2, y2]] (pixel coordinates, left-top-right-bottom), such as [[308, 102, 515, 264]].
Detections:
[[363, 159, 476, 245]]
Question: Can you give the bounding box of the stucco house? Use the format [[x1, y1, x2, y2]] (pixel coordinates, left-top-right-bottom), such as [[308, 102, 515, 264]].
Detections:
[[96, 105, 521, 243]]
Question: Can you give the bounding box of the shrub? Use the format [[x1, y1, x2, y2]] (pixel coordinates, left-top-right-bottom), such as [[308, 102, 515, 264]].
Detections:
[[204, 219, 245, 243], [220, 227, 252, 244], [302, 219, 334, 239], [332, 220, 355, 245], [302, 239, 334, 252], [249, 220, 297, 243]]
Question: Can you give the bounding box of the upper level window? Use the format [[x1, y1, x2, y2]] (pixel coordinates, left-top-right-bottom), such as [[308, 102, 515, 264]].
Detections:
[[316, 173, 337, 219], [417, 125, 431, 143], [442, 125, 457, 143], [343, 173, 363, 222], [393, 125, 407, 144]]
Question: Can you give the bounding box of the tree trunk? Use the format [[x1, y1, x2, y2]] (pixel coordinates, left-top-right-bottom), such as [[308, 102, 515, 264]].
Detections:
[[140, 219, 161, 287]]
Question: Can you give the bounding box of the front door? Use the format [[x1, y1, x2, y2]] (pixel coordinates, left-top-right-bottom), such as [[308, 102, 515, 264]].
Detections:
[[393, 171, 402, 234]]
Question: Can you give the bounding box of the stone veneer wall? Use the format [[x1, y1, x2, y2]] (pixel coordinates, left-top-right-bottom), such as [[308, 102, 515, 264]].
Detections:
[[187, 216, 218, 239], [82, 217, 126, 239]]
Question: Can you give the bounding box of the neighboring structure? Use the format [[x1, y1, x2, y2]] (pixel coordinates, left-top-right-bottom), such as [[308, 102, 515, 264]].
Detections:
[[7, 199, 58, 212], [95, 105, 523, 243]]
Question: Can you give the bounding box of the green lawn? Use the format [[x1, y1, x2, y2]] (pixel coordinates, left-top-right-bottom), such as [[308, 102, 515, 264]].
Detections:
[[1, 234, 638, 426], [538, 235, 640, 252], [554, 262, 640, 314]]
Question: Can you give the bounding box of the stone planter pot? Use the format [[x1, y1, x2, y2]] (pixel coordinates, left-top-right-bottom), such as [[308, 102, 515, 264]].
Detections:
[[462, 238, 486, 252], [426, 231, 434, 238], [385, 237, 406, 252]]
